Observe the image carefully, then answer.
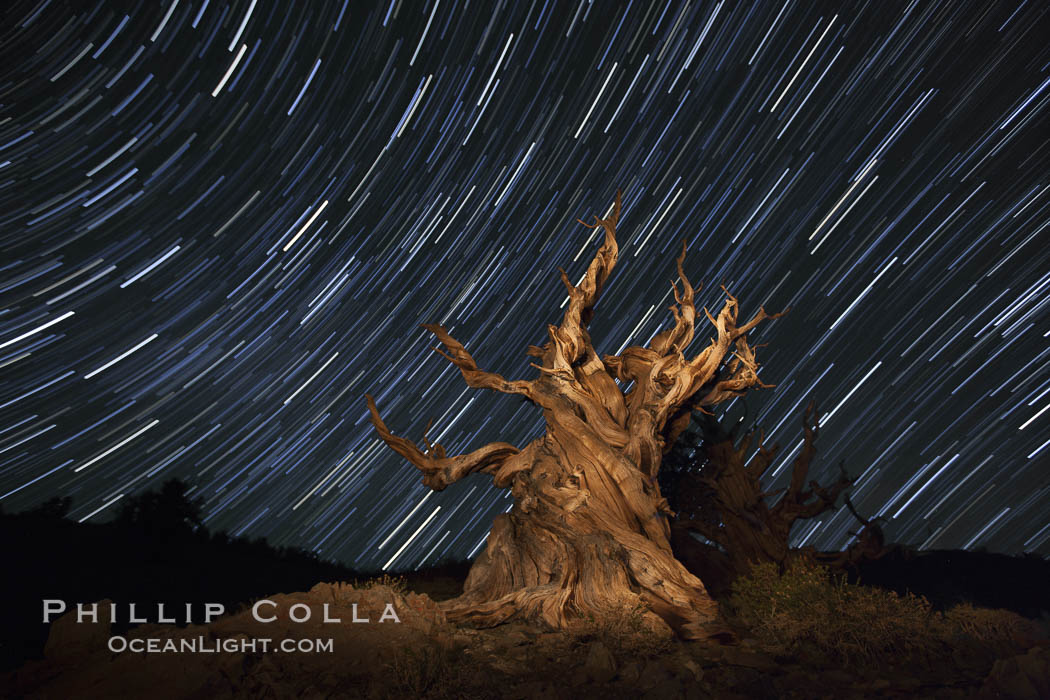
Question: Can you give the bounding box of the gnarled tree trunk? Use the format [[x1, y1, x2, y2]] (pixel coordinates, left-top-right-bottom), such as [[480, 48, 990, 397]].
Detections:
[[367, 192, 782, 640], [668, 404, 852, 589]]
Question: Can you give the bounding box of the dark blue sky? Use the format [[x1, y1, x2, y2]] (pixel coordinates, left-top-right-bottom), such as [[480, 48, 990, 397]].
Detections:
[[1, 0, 1048, 571]]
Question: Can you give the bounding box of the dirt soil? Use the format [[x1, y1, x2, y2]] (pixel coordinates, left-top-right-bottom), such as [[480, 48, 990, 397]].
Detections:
[[3, 579, 1049, 699]]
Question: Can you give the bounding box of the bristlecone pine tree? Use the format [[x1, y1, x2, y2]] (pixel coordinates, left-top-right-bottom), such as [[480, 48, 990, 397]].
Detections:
[[367, 192, 783, 640], [663, 403, 853, 595]]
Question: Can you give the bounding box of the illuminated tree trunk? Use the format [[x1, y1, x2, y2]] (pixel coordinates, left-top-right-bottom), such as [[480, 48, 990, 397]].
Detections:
[[367, 193, 782, 640]]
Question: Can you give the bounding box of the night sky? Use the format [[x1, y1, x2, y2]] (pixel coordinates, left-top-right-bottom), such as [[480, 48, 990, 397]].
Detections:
[[1, 0, 1048, 573]]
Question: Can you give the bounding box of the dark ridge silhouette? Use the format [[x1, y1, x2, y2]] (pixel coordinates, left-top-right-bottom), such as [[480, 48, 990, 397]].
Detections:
[[845, 547, 1050, 619], [669, 528, 1050, 621], [1, 480, 368, 671]]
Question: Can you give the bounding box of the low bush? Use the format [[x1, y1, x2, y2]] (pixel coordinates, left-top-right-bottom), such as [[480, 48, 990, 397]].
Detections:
[[577, 596, 674, 657], [726, 556, 1037, 668], [387, 640, 459, 697], [354, 573, 408, 595]]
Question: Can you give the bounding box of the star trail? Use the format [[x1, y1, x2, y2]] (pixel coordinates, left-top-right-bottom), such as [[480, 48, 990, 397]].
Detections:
[[1, 0, 1048, 572]]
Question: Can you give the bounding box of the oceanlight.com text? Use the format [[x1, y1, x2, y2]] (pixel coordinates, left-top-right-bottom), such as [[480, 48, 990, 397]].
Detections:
[[107, 635, 334, 654]]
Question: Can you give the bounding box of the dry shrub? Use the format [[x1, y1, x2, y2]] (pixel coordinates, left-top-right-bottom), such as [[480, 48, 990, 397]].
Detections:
[[727, 558, 940, 667], [727, 557, 1042, 669], [578, 595, 674, 657], [386, 640, 460, 698], [354, 573, 408, 595], [940, 603, 1040, 652]]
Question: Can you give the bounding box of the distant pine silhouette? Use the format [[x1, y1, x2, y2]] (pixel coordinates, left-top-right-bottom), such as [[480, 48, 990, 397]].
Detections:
[[114, 478, 204, 534], [0, 480, 355, 670]]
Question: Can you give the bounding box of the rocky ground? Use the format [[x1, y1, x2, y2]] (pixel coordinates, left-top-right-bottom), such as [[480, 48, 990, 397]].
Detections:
[[3, 579, 1049, 699]]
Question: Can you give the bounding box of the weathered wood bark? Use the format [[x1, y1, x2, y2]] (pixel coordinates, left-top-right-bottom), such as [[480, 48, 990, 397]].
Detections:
[[814, 494, 893, 569], [367, 192, 783, 640], [670, 402, 852, 581]]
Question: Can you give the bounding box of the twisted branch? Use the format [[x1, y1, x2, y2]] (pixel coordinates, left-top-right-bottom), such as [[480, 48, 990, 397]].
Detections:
[[366, 394, 520, 490], [422, 323, 537, 401]]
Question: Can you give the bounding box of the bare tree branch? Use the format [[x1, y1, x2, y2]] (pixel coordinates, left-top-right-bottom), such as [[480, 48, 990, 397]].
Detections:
[[535, 191, 622, 375], [650, 240, 698, 356], [366, 394, 519, 490], [771, 401, 853, 520], [422, 323, 537, 402]]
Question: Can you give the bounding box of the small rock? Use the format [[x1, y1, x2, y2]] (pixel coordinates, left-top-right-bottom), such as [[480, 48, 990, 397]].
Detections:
[[583, 640, 617, 683], [502, 628, 533, 646], [679, 657, 703, 682], [717, 646, 779, 672], [44, 598, 113, 663], [619, 659, 644, 684], [534, 632, 565, 646], [980, 646, 1050, 700], [637, 658, 677, 691], [490, 655, 534, 677], [642, 676, 685, 700]]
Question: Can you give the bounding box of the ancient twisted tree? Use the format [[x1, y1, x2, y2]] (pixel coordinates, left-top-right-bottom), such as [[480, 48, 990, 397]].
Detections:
[[366, 192, 783, 640], [664, 403, 853, 595]]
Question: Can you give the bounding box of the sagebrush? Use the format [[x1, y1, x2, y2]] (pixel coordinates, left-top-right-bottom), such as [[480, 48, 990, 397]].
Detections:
[[726, 557, 1036, 668]]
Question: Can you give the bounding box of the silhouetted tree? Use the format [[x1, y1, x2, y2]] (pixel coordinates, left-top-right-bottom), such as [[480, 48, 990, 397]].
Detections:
[[661, 402, 856, 594], [813, 493, 892, 569], [28, 496, 73, 519], [116, 478, 204, 534]]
